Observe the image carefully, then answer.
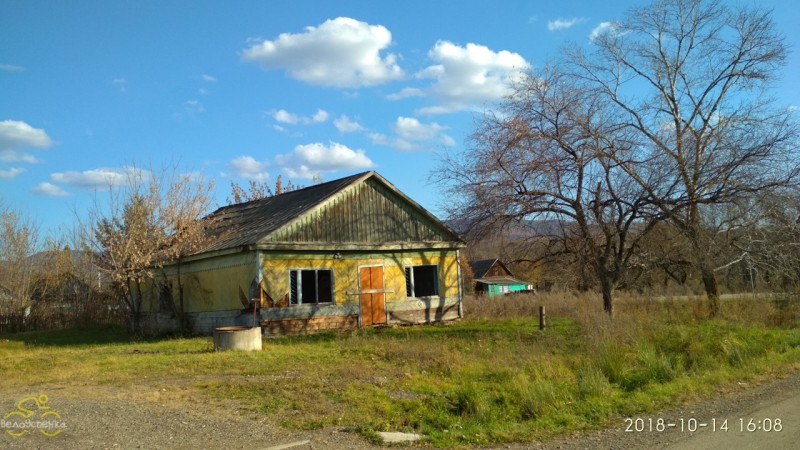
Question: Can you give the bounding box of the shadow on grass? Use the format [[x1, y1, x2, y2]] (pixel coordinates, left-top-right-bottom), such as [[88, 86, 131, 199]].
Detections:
[[370, 317, 581, 340], [269, 331, 341, 346], [0, 325, 152, 347]]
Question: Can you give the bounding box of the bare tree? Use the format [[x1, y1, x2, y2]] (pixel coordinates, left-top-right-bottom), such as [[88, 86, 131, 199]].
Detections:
[[438, 69, 657, 315], [91, 191, 162, 333], [158, 173, 216, 334], [722, 190, 800, 292], [637, 222, 694, 289], [569, 0, 800, 315], [227, 174, 299, 204], [0, 201, 40, 330], [83, 166, 215, 334]]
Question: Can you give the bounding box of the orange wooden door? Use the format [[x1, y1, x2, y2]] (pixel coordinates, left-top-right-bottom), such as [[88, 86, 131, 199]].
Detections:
[[359, 266, 386, 326]]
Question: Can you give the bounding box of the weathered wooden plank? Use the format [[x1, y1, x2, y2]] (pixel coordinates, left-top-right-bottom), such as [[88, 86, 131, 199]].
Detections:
[[263, 177, 456, 245]]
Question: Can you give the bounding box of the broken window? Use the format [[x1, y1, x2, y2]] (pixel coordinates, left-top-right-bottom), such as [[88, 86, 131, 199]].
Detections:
[[404, 265, 439, 298], [289, 269, 333, 305]]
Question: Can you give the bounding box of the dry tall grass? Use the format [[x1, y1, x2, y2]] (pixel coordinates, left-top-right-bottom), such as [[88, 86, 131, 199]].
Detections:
[[463, 291, 800, 356], [464, 291, 799, 328]]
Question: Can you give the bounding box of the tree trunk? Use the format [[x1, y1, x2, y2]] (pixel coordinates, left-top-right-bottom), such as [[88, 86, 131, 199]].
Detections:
[[600, 277, 614, 317], [130, 280, 143, 335], [701, 265, 720, 317], [176, 258, 188, 336], [688, 216, 721, 317]]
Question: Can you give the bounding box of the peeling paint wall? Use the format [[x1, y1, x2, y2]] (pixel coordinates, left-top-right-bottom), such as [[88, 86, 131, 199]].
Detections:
[[258, 249, 460, 307], [142, 248, 462, 334], [142, 251, 255, 314]]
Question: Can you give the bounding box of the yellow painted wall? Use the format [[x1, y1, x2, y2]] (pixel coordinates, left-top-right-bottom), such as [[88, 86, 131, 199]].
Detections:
[[260, 250, 460, 307], [143, 252, 255, 313], [179, 264, 254, 311], [144, 249, 460, 313]]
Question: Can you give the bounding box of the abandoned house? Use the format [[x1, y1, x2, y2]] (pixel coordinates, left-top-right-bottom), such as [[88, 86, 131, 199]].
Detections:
[[140, 171, 466, 335], [470, 259, 534, 297]]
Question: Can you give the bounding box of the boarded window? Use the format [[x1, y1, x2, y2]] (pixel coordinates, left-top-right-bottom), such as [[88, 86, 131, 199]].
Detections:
[[404, 265, 439, 298], [289, 269, 333, 305]]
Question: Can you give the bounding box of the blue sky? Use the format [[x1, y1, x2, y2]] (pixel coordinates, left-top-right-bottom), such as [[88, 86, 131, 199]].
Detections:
[[2, 0, 799, 236]]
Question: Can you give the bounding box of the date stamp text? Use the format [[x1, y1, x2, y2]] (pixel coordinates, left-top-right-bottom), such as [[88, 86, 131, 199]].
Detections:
[[624, 417, 783, 433]]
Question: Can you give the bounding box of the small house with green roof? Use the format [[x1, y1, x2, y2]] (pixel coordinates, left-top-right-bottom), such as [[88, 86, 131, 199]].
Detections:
[[469, 259, 534, 297]]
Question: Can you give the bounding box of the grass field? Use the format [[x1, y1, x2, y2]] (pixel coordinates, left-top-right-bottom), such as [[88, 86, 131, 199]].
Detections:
[[2, 292, 800, 447]]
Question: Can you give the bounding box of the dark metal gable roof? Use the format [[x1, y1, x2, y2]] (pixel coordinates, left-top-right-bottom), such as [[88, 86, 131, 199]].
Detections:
[[198, 171, 462, 253], [469, 259, 498, 278], [469, 259, 515, 279], [200, 172, 367, 253]]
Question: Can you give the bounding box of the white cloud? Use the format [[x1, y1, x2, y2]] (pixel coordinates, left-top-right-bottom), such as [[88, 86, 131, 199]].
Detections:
[[441, 135, 457, 147], [32, 182, 68, 197], [393, 117, 445, 141], [411, 41, 530, 115], [0, 120, 53, 164], [242, 17, 404, 88], [272, 108, 329, 125], [590, 22, 616, 42], [200, 74, 217, 82], [229, 156, 270, 181], [369, 117, 455, 152], [276, 142, 374, 179], [0, 167, 25, 180], [50, 167, 148, 189], [547, 18, 586, 31], [386, 87, 424, 101], [0, 64, 25, 72], [334, 115, 365, 133], [0, 120, 53, 151], [312, 109, 329, 123], [369, 132, 414, 151], [273, 109, 299, 124], [1, 151, 41, 164]]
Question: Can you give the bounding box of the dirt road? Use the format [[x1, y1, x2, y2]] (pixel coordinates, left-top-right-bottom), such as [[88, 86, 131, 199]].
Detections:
[[2, 371, 799, 449], [665, 381, 799, 450], [538, 370, 800, 450], [0, 386, 379, 450]]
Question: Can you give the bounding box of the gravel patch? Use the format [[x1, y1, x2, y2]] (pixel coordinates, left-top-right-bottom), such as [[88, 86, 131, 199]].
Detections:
[[0, 386, 379, 450]]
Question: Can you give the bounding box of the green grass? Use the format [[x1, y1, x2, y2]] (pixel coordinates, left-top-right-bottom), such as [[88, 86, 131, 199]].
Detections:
[[2, 293, 800, 447]]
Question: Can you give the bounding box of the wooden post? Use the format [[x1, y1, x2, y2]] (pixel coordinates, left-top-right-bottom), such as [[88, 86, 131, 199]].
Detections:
[[251, 299, 259, 328], [539, 305, 546, 331]]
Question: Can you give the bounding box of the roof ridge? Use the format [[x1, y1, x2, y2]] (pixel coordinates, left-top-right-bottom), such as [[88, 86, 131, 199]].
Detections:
[[211, 171, 373, 214]]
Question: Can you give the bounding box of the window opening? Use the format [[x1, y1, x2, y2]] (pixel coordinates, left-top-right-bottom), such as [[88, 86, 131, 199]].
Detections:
[[404, 265, 439, 298], [289, 269, 333, 305]]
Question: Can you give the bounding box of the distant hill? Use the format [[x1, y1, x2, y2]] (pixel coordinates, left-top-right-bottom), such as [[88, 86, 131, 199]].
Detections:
[[446, 218, 572, 240]]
